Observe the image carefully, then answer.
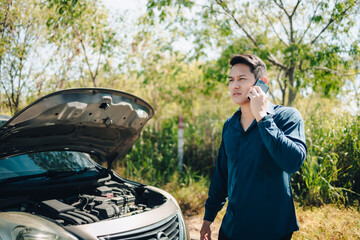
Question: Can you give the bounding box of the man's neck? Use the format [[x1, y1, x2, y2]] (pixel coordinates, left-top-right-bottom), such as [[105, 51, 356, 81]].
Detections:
[[239, 103, 255, 131], [240, 103, 254, 120]]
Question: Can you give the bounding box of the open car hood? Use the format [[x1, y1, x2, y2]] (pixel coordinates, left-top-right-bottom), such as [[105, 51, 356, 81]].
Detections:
[[0, 88, 154, 165]]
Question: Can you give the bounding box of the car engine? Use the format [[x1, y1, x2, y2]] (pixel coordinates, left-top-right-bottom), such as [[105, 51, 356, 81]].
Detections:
[[0, 178, 167, 226]]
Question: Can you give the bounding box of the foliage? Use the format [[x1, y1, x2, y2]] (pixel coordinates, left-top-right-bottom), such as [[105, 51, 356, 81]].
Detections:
[[163, 168, 210, 216], [0, 0, 122, 113], [146, 0, 360, 106], [292, 99, 360, 206], [116, 118, 179, 186], [0, 0, 48, 113], [42, 0, 119, 88]]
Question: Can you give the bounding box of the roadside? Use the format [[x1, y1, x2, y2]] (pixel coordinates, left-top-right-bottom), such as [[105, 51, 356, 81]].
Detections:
[[184, 208, 226, 240], [185, 214, 221, 240], [184, 204, 360, 240]]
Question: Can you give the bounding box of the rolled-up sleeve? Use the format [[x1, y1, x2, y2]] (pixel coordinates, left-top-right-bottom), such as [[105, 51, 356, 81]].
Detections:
[[257, 109, 307, 174]]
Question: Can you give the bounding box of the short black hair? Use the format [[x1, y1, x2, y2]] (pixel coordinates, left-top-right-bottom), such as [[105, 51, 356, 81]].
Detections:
[[230, 54, 267, 80]]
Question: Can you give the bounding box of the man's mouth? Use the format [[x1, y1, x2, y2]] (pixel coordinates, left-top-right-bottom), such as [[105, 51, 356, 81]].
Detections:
[[232, 92, 241, 96]]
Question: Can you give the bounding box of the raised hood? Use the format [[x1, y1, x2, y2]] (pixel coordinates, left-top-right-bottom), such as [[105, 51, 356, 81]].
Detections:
[[0, 88, 154, 166]]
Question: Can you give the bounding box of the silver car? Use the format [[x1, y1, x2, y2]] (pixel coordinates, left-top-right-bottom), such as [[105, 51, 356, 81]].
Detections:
[[0, 88, 189, 240]]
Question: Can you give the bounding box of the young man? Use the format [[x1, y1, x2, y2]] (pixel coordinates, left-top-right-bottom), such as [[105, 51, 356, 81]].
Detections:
[[200, 54, 307, 240]]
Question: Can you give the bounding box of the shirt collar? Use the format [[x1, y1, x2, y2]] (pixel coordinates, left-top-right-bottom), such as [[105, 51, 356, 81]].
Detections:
[[267, 101, 276, 115], [236, 101, 276, 116], [231, 102, 276, 131]]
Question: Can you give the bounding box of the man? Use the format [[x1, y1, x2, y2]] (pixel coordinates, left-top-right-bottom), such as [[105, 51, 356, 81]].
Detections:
[[200, 54, 307, 240]]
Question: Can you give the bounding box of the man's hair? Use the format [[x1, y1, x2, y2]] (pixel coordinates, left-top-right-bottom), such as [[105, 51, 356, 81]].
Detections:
[[230, 54, 267, 80]]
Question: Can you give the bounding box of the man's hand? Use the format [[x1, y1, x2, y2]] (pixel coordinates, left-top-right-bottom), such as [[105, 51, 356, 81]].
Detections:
[[200, 220, 212, 240], [247, 85, 268, 122]]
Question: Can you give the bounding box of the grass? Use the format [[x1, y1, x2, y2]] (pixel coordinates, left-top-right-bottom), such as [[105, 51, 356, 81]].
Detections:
[[166, 180, 360, 239], [293, 204, 360, 239], [193, 201, 360, 240]]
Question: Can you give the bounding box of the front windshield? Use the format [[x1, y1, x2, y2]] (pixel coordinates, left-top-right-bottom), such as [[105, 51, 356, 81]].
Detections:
[[0, 151, 97, 180]]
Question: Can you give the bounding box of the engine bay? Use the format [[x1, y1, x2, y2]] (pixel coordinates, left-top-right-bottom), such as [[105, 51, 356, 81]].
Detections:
[[0, 176, 167, 226]]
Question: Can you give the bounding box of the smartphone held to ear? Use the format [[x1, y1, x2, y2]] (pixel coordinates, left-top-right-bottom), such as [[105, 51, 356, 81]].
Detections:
[[248, 79, 269, 100]]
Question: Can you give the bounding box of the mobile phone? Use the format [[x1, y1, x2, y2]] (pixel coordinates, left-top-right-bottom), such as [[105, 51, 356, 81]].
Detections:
[[248, 78, 269, 100]]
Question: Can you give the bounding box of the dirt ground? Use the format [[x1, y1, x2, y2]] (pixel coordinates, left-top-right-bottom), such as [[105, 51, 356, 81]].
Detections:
[[185, 215, 221, 240]]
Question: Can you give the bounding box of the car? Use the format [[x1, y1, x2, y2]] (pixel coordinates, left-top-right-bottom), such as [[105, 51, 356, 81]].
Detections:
[[0, 88, 189, 240], [0, 114, 11, 127]]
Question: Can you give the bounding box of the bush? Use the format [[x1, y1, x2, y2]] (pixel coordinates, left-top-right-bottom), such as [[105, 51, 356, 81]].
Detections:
[[292, 107, 360, 206], [117, 118, 179, 186]]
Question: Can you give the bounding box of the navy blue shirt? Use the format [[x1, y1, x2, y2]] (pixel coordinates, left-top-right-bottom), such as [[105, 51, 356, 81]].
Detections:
[[204, 103, 307, 240]]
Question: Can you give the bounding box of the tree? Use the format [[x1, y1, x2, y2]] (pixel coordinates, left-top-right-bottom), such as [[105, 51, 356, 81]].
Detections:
[[42, 0, 118, 88], [0, 0, 47, 113], [0, 0, 121, 114], [146, 0, 360, 106]]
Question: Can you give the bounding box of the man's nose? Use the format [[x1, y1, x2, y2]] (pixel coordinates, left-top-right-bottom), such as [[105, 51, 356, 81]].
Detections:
[[231, 81, 240, 89]]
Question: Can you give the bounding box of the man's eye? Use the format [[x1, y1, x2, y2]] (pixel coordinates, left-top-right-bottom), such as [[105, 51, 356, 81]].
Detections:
[[229, 79, 234, 82]]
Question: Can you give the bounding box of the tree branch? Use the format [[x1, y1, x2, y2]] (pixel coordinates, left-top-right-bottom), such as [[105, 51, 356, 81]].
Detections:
[[311, 2, 355, 45], [278, 15, 290, 40], [290, 0, 302, 18], [215, 0, 258, 46], [267, 53, 288, 70], [259, 5, 289, 47], [94, 41, 103, 83], [314, 66, 358, 76], [273, 0, 290, 17], [298, 2, 321, 44], [74, 29, 97, 87], [273, 0, 296, 43]]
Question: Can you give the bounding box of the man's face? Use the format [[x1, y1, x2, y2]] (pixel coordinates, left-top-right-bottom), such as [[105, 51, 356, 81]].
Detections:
[[228, 63, 256, 106]]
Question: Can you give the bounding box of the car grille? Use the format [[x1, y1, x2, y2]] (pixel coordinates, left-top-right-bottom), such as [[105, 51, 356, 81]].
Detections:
[[97, 214, 181, 240]]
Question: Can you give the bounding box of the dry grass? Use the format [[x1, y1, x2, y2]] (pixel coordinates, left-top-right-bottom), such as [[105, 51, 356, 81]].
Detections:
[[185, 204, 360, 240], [293, 204, 360, 240]]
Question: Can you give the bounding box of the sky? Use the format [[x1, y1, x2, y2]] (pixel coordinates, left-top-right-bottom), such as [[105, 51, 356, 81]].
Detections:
[[102, 0, 146, 17], [101, 0, 217, 58]]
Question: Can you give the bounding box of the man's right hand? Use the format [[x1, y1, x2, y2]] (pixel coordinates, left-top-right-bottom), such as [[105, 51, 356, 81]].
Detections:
[[200, 220, 212, 240]]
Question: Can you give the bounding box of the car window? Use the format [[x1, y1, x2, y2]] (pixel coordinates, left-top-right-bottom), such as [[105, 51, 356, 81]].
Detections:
[[0, 119, 9, 127], [0, 151, 96, 180], [0, 114, 11, 126]]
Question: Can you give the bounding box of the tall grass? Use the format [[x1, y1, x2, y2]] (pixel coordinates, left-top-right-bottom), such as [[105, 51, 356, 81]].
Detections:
[[116, 118, 179, 186], [293, 104, 360, 206], [114, 101, 360, 213]]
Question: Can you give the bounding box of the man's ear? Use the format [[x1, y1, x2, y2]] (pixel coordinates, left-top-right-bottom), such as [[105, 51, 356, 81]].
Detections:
[[260, 76, 268, 84]]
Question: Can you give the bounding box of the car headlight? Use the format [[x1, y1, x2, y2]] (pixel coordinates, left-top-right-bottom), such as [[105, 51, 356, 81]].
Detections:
[[0, 212, 78, 240]]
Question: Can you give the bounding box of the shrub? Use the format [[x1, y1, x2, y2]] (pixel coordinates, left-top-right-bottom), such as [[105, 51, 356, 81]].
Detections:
[[292, 106, 360, 206]]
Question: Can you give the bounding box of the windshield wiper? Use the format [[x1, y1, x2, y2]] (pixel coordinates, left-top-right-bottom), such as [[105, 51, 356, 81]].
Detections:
[[0, 167, 95, 184], [47, 167, 95, 179], [0, 172, 50, 184]]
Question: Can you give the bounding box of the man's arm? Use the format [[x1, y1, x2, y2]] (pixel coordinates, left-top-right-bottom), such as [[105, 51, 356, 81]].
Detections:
[[203, 133, 228, 222], [202, 125, 228, 240], [249, 85, 307, 173], [257, 109, 307, 173]]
